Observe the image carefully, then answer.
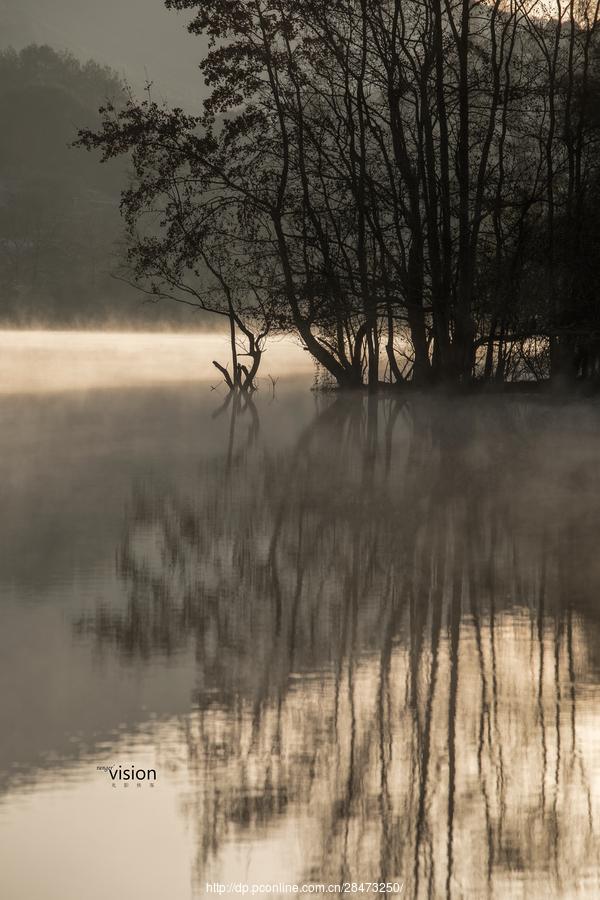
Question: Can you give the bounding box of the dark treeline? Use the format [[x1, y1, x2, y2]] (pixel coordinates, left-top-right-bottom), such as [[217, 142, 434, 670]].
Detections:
[[0, 44, 206, 328], [0, 45, 128, 325], [78, 0, 600, 389]]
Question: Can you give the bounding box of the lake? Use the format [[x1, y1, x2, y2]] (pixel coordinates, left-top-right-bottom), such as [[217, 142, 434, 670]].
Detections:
[[2, 331, 600, 899]]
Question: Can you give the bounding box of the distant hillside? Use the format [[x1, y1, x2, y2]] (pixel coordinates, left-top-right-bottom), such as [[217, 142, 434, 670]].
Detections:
[[0, 0, 208, 110], [0, 45, 207, 328]]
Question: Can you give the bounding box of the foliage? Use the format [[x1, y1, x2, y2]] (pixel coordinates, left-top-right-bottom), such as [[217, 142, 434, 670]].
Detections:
[[79, 0, 600, 387]]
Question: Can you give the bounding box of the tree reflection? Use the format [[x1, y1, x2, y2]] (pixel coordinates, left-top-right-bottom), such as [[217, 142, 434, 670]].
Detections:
[[76, 396, 600, 896]]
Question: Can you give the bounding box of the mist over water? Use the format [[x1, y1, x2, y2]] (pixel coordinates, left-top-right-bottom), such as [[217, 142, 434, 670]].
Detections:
[[3, 0, 600, 888], [0, 330, 313, 394], [2, 336, 600, 898]]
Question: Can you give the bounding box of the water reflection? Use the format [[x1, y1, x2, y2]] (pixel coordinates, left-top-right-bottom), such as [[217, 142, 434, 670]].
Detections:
[[76, 394, 600, 897]]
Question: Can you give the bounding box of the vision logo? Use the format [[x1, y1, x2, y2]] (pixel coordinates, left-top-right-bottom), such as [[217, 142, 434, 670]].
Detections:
[[97, 764, 157, 787]]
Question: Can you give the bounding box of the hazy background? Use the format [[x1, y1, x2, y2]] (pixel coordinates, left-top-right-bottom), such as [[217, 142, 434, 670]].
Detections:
[[0, 0, 212, 330], [0, 0, 208, 107]]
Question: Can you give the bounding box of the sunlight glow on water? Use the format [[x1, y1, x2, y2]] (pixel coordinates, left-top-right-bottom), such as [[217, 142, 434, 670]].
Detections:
[[0, 330, 313, 394], [2, 335, 600, 898]]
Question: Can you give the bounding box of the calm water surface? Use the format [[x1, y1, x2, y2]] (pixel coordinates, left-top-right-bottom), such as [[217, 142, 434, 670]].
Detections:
[[2, 333, 600, 899]]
